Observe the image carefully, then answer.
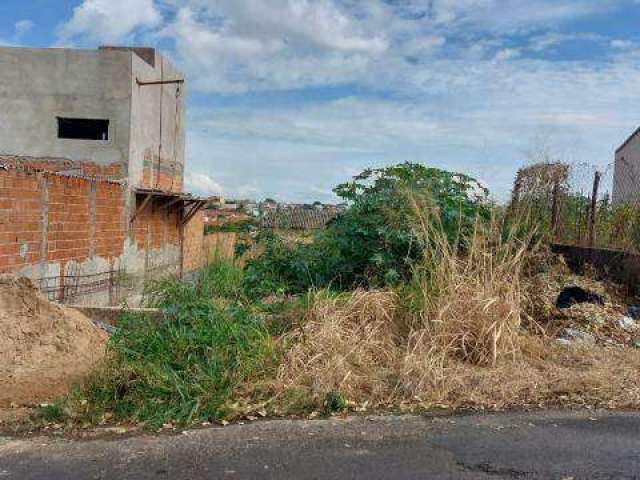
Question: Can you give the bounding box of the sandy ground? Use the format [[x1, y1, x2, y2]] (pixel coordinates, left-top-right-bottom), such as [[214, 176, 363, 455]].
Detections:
[[0, 276, 107, 407]]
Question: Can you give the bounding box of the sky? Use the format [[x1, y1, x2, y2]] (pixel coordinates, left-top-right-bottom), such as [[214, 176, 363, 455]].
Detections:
[[1, 0, 640, 202]]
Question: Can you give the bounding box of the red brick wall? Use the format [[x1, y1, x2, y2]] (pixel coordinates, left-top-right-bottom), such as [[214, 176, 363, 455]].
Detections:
[[47, 175, 91, 263], [0, 167, 200, 294], [0, 170, 42, 271], [0, 169, 126, 274], [141, 166, 184, 193], [141, 150, 184, 193], [0, 156, 124, 179], [132, 198, 180, 254], [95, 182, 126, 258]]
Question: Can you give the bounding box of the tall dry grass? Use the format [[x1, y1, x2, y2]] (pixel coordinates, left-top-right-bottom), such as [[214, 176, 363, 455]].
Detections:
[[271, 195, 535, 408], [409, 194, 531, 367], [275, 290, 403, 405]]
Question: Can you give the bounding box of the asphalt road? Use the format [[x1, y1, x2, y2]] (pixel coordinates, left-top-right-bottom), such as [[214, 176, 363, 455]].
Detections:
[[1, 410, 640, 479]]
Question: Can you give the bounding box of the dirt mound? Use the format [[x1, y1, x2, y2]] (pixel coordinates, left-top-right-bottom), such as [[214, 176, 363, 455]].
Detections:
[[0, 275, 108, 407]]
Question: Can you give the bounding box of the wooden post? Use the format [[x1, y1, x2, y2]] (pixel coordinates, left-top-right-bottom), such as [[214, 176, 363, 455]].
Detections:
[[551, 180, 560, 240], [588, 171, 601, 248]]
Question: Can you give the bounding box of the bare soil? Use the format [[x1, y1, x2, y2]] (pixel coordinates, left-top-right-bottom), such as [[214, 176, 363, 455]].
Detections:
[[0, 276, 107, 407]]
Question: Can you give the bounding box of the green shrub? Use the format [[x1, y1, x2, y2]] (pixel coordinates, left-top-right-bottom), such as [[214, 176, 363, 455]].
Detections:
[[35, 402, 66, 423], [69, 263, 274, 428], [244, 162, 490, 296], [243, 231, 341, 298], [323, 391, 347, 415], [198, 259, 245, 300]]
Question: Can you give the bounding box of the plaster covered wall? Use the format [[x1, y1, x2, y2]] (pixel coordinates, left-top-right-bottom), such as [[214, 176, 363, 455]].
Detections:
[[0, 47, 132, 176], [613, 132, 640, 205], [0, 46, 199, 306], [0, 46, 185, 192], [129, 51, 186, 192]]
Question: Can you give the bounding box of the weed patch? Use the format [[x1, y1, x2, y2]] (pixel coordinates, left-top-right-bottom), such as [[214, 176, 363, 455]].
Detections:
[[62, 263, 275, 428], [34, 164, 640, 431]]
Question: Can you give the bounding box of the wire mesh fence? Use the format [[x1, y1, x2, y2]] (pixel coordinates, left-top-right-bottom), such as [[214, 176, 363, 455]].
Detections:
[[511, 159, 640, 253], [510, 162, 640, 253]]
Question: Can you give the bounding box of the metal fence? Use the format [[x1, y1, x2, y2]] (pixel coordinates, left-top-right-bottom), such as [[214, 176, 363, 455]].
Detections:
[[511, 160, 640, 253], [37, 267, 124, 304]]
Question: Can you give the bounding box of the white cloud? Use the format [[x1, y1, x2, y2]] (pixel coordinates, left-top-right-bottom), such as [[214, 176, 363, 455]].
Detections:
[[493, 48, 520, 62], [184, 171, 224, 196], [528, 32, 604, 52], [155, 0, 390, 93], [165, 0, 387, 52], [151, 0, 631, 94], [611, 39, 634, 50], [0, 19, 35, 46], [184, 55, 640, 202], [401, 35, 447, 58], [58, 0, 162, 44], [14, 20, 34, 39], [427, 0, 615, 32]]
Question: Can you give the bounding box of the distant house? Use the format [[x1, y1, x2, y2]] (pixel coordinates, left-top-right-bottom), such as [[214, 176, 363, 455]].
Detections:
[[613, 127, 640, 204], [261, 199, 278, 211]]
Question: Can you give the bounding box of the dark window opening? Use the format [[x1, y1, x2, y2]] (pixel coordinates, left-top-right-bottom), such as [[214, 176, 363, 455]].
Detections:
[[57, 117, 109, 141]]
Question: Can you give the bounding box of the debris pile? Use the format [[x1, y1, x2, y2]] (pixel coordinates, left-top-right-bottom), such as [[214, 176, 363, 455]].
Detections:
[[0, 276, 108, 407], [555, 286, 604, 309], [526, 258, 640, 346]]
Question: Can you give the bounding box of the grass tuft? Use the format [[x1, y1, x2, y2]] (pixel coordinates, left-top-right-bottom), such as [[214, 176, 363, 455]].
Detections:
[[64, 262, 275, 428]]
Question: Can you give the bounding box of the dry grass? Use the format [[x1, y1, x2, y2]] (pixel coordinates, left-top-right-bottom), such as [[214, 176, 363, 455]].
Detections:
[[422, 237, 525, 364], [261, 284, 640, 413], [261, 200, 540, 411], [257, 283, 640, 414], [444, 338, 640, 410], [246, 197, 640, 416], [274, 290, 403, 406], [409, 193, 531, 367]]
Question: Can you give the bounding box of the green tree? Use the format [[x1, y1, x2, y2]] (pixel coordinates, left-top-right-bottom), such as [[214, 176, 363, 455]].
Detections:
[[244, 162, 490, 295]]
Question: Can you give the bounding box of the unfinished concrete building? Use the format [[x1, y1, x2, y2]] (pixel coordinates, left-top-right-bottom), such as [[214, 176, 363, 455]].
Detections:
[[0, 46, 207, 305], [613, 127, 640, 205]]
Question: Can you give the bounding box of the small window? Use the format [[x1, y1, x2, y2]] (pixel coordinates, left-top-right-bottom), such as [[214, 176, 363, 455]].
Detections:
[[57, 117, 109, 141]]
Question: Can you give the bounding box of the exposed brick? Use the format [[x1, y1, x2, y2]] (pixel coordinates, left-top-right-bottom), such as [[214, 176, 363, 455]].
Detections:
[[0, 244, 21, 256], [0, 166, 198, 283]]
